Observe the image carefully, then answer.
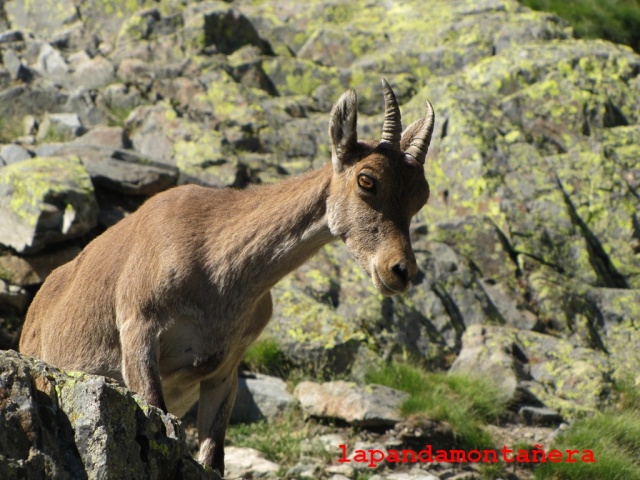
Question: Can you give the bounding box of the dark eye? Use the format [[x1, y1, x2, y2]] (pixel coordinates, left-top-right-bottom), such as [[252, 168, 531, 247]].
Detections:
[[357, 173, 376, 192]]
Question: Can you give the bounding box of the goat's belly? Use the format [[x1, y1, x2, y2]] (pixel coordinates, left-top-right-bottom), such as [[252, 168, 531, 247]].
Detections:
[[162, 377, 201, 418], [159, 353, 238, 418]]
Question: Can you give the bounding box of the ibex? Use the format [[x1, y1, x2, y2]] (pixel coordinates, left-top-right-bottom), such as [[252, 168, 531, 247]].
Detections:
[[20, 79, 434, 476]]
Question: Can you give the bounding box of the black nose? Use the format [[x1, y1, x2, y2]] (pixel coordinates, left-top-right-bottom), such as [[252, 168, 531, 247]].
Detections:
[[392, 262, 410, 284]]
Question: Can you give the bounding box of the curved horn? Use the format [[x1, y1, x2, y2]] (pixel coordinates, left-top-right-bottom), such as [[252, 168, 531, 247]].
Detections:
[[380, 78, 402, 149], [405, 100, 435, 165]]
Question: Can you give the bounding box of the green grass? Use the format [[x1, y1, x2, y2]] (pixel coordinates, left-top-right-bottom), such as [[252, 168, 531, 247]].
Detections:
[[534, 381, 640, 480], [38, 127, 75, 144], [242, 338, 289, 377], [365, 362, 508, 450], [107, 106, 135, 127], [518, 0, 640, 52], [0, 115, 24, 143], [226, 407, 331, 474]]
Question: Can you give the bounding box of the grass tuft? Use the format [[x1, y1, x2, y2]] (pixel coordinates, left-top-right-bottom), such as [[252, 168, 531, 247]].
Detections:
[[534, 411, 640, 479], [242, 338, 289, 377], [534, 379, 640, 480], [226, 407, 332, 474], [365, 362, 508, 450]]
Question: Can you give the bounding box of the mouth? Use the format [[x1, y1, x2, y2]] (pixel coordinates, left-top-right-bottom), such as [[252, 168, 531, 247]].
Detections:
[[373, 267, 405, 296]]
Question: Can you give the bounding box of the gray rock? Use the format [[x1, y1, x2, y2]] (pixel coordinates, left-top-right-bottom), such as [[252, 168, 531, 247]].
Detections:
[[5, 0, 77, 41], [450, 324, 614, 418], [0, 254, 41, 286], [0, 85, 69, 120], [373, 472, 441, 480], [0, 350, 217, 480], [32, 43, 68, 83], [0, 144, 31, 164], [0, 30, 24, 43], [72, 55, 115, 90], [223, 447, 279, 479], [1, 48, 33, 82], [0, 155, 98, 254], [519, 406, 564, 427], [294, 381, 407, 428], [286, 460, 321, 479], [31, 143, 178, 196], [97, 82, 144, 115], [327, 475, 352, 480], [0, 247, 80, 287], [0, 279, 30, 313], [341, 440, 388, 471], [301, 432, 347, 457], [65, 88, 108, 127], [231, 372, 295, 423], [127, 103, 178, 164], [70, 126, 129, 150], [36, 113, 83, 142], [183, 3, 271, 55]]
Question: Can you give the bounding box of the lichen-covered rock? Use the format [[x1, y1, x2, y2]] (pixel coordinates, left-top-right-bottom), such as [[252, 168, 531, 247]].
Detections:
[[35, 143, 178, 196], [0, 350, 217, 480], [0, 156, 98, 254], [450, 324, 614, 417], [266, 243, 377, 376]]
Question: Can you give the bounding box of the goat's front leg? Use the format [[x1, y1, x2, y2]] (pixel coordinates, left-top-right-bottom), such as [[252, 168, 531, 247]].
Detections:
[[119, 318, 167, 412], [197, 369, 238, 476]]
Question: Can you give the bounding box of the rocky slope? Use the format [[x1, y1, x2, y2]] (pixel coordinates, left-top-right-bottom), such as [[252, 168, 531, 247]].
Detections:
[[0, 0, 639, 478]]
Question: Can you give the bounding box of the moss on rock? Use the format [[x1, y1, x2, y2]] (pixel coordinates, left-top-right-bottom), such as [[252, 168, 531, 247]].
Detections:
[[0, 156, 98, 254]]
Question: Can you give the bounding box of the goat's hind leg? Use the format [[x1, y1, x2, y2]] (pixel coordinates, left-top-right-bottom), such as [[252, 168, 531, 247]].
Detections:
[[119, 317, 167, 412], [197, 369, 238, 476]]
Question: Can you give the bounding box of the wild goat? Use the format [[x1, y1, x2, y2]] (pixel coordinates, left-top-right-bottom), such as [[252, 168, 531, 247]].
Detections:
[[20, 79, 435, 476]]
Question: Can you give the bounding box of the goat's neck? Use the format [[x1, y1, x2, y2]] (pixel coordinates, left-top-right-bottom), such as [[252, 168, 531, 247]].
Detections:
[[206, 164, 335, 297]]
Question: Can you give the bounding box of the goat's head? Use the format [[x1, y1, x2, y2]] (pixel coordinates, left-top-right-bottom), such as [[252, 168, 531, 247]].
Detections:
[[326, 79, 434, 296]]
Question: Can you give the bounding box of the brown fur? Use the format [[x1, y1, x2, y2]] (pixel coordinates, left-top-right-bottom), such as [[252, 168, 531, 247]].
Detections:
[[20, 84, 433, 476]]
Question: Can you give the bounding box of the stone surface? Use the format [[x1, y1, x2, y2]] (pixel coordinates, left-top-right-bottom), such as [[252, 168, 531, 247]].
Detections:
[[36, 113, 83, 142], [0, 350, 218, 480], [223, 447, 279, 479], [0, 144, 31, 165], [231, 372, 295, 423], [0, 279, 29, 313], [71, 56, 115, 90], [0, 156, 98, 254], [32, 143, 178, 196], [519, 406, 564, 427], [294, 381, 408, 427], [450, 324, 614, 417]]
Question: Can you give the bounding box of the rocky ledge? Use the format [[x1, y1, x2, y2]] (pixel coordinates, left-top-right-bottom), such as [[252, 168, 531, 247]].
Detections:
[[0, 350, 218, 480]]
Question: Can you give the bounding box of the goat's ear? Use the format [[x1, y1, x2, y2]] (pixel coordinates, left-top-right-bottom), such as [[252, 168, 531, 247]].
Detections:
[[329, 89, 358, 173], [400, 100, 435, 166], [400, 118, 424, 152]]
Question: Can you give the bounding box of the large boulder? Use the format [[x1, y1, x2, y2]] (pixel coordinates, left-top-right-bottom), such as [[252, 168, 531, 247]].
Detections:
[[0, 350, 217, 480]]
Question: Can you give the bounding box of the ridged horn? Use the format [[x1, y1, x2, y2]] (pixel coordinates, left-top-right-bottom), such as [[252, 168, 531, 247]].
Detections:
[[405, 100, 435, 165], [380, 78, 402, 149]]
